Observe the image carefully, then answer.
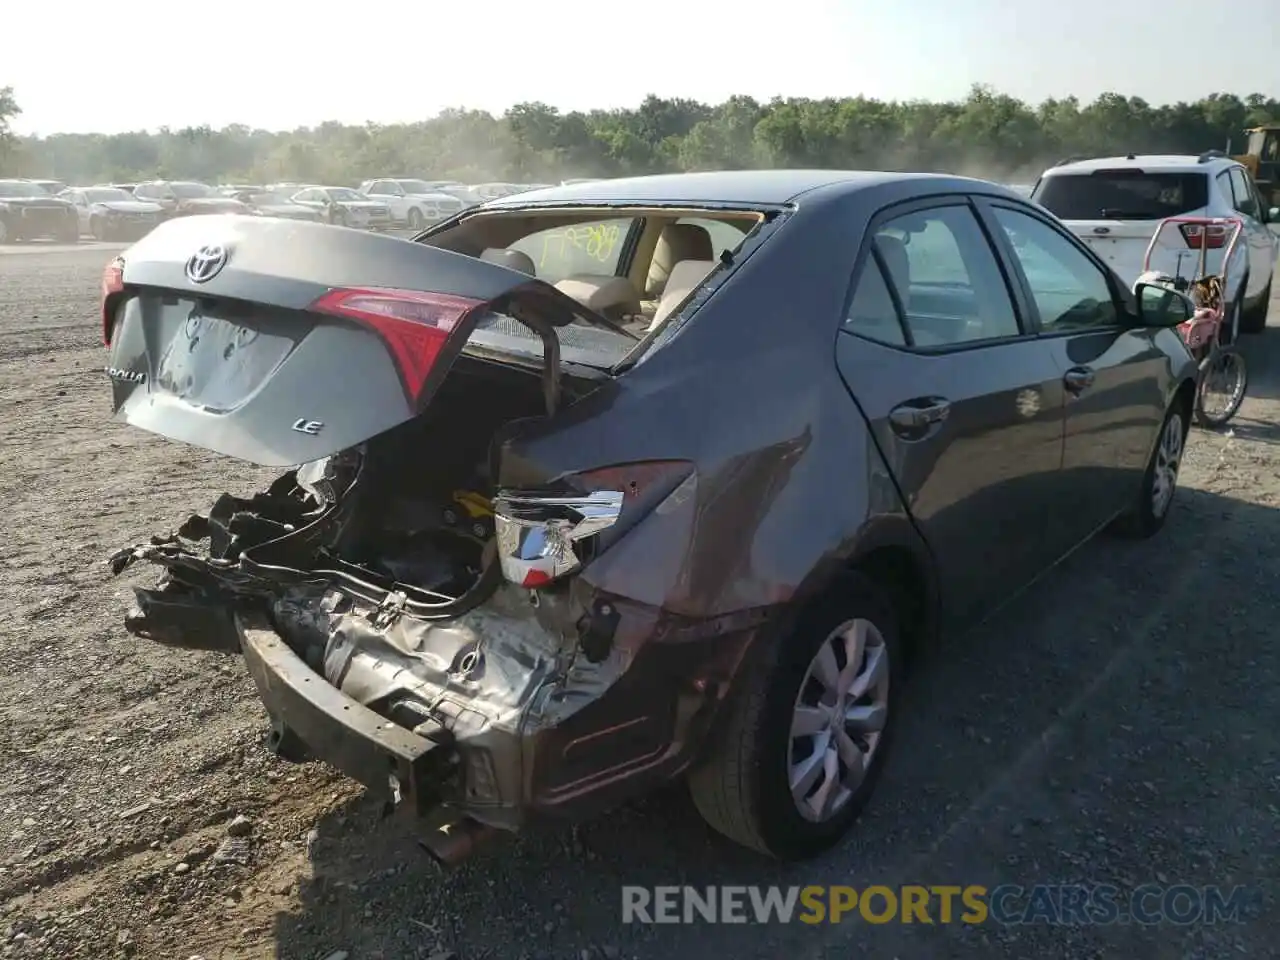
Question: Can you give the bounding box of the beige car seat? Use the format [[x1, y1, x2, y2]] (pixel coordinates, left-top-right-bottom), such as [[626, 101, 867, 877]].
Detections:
[[645, 223, 714, 299], [647, 259, 718, 332]]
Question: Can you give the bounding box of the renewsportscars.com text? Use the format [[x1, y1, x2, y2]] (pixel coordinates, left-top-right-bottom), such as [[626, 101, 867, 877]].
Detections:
[[621, 884, 1253, 926]]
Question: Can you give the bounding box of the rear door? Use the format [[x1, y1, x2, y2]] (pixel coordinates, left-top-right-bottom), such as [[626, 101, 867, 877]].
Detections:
[[979, 199, 1170, 550], [1033, 168, 1212, 286], [834, 197, 1067, 625]]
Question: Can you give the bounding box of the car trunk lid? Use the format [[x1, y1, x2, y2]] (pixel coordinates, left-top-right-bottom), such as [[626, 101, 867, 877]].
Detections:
[[103, 214, 630, 467]]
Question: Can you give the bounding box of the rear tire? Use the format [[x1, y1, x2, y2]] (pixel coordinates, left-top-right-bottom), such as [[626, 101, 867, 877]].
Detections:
[[1112, 400, 1187, 539], [1239, 280, 1271, 335], [90, 216, 106, 241], [687, 574, 902, 860]]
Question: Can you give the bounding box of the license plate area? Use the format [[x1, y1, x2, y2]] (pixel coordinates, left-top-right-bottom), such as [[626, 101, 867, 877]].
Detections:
[[150, 299, 304, 413]]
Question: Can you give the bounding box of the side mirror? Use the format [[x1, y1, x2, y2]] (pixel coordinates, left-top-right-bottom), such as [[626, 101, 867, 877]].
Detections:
[[1134, 281, 1196, 328]]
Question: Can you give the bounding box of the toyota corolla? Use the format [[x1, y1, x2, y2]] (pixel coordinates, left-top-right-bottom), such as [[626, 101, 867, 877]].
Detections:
[[103, 171, 1201, 862]]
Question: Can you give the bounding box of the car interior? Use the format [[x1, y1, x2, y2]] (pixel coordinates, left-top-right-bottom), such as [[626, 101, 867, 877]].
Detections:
[[423, 209, 763, 335]]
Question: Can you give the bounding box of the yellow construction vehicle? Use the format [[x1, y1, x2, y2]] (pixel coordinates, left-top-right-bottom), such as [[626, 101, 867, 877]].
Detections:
[[1230, 125, 1280, 210]]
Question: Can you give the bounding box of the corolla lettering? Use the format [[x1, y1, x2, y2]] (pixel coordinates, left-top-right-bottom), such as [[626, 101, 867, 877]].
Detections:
[[105, 367, 147, 384]]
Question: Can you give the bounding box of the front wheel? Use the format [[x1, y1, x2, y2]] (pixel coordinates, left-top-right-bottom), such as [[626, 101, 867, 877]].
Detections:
[[1111, 401, 1187, 539], [687, 576, 901, 860], [1195, 347, 1248, 428], [407, 207, 425, 230]]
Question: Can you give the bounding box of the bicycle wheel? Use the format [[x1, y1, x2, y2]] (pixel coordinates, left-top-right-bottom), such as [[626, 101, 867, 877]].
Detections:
[[1194, 347, 1248, 428]]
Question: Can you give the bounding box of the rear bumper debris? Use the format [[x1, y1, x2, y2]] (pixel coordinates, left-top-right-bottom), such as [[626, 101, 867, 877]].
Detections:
[[110, 483, 763, 851], [237, 610, 453, 816]]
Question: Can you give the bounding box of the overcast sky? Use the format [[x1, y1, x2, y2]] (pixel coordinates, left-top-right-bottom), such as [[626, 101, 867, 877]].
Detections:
[[7, 0, 1279, 135]]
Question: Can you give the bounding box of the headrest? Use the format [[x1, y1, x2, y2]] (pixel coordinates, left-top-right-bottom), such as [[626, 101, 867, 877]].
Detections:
[[480, 247, 536, 276], [554, 274, 641, 315], [646, 223, 715, 296]]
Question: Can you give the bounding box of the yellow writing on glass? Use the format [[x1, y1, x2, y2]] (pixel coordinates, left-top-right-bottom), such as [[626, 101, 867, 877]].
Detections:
[[538, 222, 622, 270]]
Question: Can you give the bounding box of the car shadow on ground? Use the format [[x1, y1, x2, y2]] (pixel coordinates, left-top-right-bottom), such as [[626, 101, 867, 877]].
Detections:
[[266, 479, 1280, 960]]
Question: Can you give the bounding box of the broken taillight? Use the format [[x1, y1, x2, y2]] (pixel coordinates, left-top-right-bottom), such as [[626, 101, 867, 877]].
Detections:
[[492, 461, 694, 589], [1178, 223, 1228, 249], [492, 490, 625, 588], [101, 256, 125, 345], [308, 287, 482, 405]]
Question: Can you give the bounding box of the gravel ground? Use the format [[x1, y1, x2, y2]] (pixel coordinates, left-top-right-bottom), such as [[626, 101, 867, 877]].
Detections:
[[0, 241, 1278, 960]]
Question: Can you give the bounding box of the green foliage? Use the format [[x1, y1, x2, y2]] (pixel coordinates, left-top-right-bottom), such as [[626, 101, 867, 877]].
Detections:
[[0, 86, 21, 170], [5, 85, 1280, 185]]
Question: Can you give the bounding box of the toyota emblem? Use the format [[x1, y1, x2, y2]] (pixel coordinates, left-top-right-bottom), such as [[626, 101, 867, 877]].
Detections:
[[185, 244, 228, 283]]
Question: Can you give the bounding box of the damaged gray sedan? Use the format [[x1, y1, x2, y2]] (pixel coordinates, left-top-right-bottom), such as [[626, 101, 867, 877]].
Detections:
[[104, 171, 1200, 862]]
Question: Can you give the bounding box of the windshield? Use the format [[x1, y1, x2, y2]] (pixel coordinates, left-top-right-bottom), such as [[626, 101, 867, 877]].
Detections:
[[0, 180, 51, 197], [328, 188, 364, 202], [170, 182, 215, 199], [1033, 171, 1209, 220], [85, 188, 134, 203]]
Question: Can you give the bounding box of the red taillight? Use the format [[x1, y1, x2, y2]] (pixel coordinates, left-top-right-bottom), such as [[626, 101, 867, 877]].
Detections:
[[1179, 223, 1228, 249], [308, 287, 481, 404], [101, 256, 125, 345]]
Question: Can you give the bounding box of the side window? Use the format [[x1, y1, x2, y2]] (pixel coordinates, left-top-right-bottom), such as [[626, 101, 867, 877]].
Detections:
[[1216, 171, 1234, 206], [992, 207, 1118, 331], [135, 184, 153, 199], [677, 216, 749, 259], [295, 189, 318, 203], [871, 205, 1020, 346], [1228, 168, 1257, 216], [509, 217, 636, 283], [844, 254, 907, 346]]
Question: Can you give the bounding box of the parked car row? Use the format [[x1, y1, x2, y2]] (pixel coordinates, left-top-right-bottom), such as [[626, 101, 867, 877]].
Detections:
[[0, 174, 594, 243]]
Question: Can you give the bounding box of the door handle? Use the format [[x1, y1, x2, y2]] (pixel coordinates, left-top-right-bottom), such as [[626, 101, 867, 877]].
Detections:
[[1063, 367, 1095, 395], [888, 398, 951, 433]]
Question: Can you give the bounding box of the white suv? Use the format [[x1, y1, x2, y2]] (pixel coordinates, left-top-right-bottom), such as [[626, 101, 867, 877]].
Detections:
[[1032, 154, 1278, 333], [357, 179, 468, 230]]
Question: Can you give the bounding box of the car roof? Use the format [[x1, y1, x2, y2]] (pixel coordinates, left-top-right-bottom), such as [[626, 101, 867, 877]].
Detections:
[[482, 169, 1003, 208], [1044, 154, 1240, 175]]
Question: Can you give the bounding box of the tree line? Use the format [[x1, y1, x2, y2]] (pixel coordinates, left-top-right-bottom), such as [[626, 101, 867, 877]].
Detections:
[[1, 84, 1277, 186]]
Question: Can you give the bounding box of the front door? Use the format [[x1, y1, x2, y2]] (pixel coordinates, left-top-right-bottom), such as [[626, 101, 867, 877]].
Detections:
[[979, 200, 1170, 551], [835, 198, 1067, 626]]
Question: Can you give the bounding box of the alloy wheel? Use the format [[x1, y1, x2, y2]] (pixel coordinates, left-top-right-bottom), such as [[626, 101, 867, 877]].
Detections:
[[1151, 413, 1185, 518], [788, 618, 890, 823]]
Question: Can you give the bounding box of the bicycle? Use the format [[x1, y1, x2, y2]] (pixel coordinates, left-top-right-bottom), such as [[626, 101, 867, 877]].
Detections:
[[1138, 216, 1248, 428]]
